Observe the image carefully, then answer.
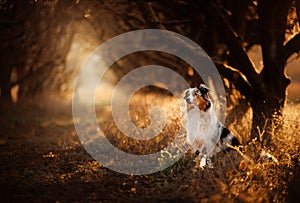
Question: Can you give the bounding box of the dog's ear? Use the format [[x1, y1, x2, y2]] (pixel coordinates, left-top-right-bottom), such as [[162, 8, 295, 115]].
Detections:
[[197, 84, 209, 94]]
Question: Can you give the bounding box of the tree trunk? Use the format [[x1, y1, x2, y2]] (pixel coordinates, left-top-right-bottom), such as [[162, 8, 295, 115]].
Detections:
[[250, 66, 290, 147], [249, 0, 293, 147], [0, 64, 12, 103]]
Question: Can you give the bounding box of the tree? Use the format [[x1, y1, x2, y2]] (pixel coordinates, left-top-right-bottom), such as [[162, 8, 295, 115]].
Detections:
[[0, 0, 75, 101], [1, 0, 299, 147], [119, 0, 300, 147], [201, 0, 300, 146], [144, 0, 300, 146]]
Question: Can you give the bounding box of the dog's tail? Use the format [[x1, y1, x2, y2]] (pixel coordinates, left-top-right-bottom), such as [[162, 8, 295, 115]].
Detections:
[[217, 126, 240, 151]]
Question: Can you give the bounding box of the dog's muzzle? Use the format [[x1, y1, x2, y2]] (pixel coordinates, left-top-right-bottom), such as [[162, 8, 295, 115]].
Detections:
[[184, 90, 211, 109]]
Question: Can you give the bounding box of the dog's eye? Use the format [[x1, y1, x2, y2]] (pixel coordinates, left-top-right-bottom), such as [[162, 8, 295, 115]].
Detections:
[[192, 89, 200, 96], [192, 90, 197, 96]]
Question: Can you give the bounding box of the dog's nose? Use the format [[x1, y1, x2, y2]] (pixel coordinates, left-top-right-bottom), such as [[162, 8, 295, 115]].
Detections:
[[184, 91, 189, 100], [183, 91, 190, 102], [184, 91, 192, 104]]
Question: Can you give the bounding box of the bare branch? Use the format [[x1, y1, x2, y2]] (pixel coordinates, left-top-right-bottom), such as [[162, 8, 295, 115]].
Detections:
[[160, 19, 191, 25], [136, 1, 165, 29], [230, 0, 250, 39], [210, 2, 260, 87], [283, 32, 300, 61], [296, 0, 300, 23], [214, 61, 252, 100]]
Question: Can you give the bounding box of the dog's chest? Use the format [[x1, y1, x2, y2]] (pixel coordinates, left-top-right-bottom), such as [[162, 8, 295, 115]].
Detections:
[[186, 108, 213, 145]]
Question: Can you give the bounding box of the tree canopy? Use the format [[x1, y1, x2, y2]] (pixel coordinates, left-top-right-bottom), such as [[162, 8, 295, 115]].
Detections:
[[1, 0, 300, 145]]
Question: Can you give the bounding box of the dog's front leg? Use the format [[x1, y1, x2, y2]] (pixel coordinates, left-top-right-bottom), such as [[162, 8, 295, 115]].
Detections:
[[195, 155, 201, 167], [198, 154, 214, 169], [194, 150, 207, 169], [199, 154, 207, 168]]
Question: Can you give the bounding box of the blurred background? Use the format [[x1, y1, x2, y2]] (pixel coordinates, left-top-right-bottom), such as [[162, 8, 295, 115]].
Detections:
[[0, 0, 299, 104], [1, 1, 300, 202]]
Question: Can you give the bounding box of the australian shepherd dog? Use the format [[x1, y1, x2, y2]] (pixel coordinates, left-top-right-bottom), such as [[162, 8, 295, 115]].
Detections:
[[183, 84, 239, 168]]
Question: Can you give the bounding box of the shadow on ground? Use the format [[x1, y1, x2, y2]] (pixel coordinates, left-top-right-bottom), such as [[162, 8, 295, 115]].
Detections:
[[0, 94, 299, 202]]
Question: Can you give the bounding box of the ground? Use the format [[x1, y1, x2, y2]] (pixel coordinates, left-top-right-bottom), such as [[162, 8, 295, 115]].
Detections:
[[0, 93, 299, 202]]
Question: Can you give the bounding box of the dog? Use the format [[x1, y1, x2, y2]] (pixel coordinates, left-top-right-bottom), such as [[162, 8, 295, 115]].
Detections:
[[183, 84, 239, 168]]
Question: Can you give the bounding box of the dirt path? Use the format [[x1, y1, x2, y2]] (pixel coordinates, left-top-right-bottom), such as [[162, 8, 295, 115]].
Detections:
[[0, 98, 299, 202]]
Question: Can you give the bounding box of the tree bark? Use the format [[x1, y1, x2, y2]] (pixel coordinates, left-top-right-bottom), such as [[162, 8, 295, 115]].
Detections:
[[250, 77, 289, 146], [0, 66, 12, 102], [249, 0, 293, 146], [211, 0, 295, 146]]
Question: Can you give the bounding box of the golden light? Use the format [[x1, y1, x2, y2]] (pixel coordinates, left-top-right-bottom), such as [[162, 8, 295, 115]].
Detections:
[[187, 66, 194, 76]]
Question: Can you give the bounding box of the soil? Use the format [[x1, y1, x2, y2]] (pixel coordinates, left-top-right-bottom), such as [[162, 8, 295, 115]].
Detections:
[[0, 95, 299, 202]]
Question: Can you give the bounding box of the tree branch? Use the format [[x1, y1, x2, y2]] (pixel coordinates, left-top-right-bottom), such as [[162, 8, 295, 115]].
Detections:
[[214, 61, 252, 100], [210, 2, 260, 88], [258, 0, 293, 75], [296, 0, 300, 24], [136, 1, 165, 29], [283, 32, 300, 61]]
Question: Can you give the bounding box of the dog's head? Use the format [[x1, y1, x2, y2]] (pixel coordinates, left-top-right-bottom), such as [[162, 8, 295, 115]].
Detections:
[[184, 84, 211, 111]]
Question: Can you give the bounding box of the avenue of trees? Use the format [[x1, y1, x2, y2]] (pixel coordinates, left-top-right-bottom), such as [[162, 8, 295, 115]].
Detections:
[[1, 0, 299, 146]]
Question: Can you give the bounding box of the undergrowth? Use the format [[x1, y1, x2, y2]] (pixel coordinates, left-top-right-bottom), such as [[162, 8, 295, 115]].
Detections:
[[0, 94, 299, 202], [96, 91, 300, 202]]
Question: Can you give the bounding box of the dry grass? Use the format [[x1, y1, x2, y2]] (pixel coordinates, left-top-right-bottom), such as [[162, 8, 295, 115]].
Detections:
[[0, 92, 299, 202], [96, 90, 300, 202]]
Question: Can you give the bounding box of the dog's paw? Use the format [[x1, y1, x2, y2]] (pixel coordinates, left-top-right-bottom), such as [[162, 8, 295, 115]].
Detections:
[[195, 155, 213, 169], [259, 150, 278, 163], [195, 156, 214, 170], [206, 157, 214, 169], [199, 156, 207, 169]]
